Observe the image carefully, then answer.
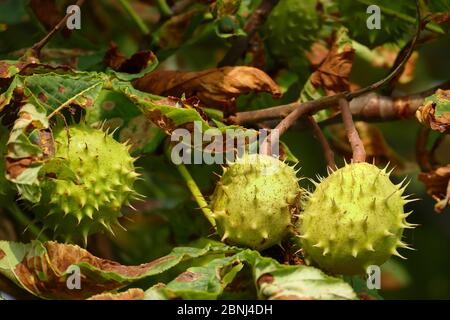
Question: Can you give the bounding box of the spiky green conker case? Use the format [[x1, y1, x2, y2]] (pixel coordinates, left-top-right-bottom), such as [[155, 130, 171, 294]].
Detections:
[[265, 0, 320, 63], [297, 162, 416, 275], [210, 154, 301, 251], [35, 124, 139, 243]]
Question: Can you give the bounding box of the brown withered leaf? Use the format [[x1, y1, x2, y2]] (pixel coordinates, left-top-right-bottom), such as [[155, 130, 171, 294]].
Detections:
[[88, 288, 145, 300], [133, 66, 281, 116], [0, 240, 230, 299], [418, 164, 450, 213], [305, 42, 330, 69], [103, 43, 157, 75], [328, 122, 405, 170], [309, 40, 355, 95], [416, 89, 450, 134]]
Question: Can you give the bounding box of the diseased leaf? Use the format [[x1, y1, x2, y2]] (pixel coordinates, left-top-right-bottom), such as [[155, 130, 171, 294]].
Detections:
[[0, 240, 355, 300], [86, 89, 165, 154], [5, 103, 51, 202], [255, 262, 356, 300], [0, 240, 238, 299], [145, 248, 356, 300], [112, 80, 211, 134], [160, 256, 244, 299], [0, 60, 73, 81], [103, 43, 158, 81], [133, 66, 281, 115], [0, 60, 24, 79], [21, 73, 105, 116], [416, 89, 450, 134]]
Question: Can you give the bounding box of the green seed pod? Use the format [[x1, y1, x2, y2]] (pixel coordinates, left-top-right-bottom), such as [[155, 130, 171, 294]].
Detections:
[[35, 124, 140, 243], [296, 162, 417, 275], [265, 0, 321, 65], [210, 153, 301, 251]]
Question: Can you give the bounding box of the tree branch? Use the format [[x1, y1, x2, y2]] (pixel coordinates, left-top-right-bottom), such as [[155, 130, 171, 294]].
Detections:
[[259, 94, 346, 154], [339, 98, 366, 162], [307, 116, 336, 169], [232, 80, 450, 125], [218, 0, 279, 67]]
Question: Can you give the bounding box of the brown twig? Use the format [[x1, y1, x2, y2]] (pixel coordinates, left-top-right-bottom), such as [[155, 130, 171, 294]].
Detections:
[[307, 116, 336, 169], [218, 0, 279, 67], [259, 94, 346, 154], [339, 98, 366, 162], [232, 80, 450, 125], [28, 0, 85, 59]]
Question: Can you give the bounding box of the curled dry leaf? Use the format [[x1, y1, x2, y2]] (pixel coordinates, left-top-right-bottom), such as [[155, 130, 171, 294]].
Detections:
[[301, 28, 355, 122], [418, 164, 450, 213], [133, 66, 281, 116], [416, 89, 450, 134], [309, 34, 355, 96], [305, 42, 330, 69], [104, 43, 157, 75], [0, 240, 235, 300]]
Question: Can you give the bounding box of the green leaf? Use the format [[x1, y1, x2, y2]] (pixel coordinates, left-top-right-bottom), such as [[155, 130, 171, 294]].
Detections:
[[146, 248, 357, 300], [6, 103, 49, 202], [86, 89, 165, 154], [105, 51, 158, 81], [0, 76, 19, 111], [424, 91, 450, 118], [21, 72, 105, 116], [111, 79, 212, 131]]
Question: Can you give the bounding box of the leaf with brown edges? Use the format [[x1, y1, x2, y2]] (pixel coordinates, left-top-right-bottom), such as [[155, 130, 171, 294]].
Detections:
[[133, 66, 281, 115]]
